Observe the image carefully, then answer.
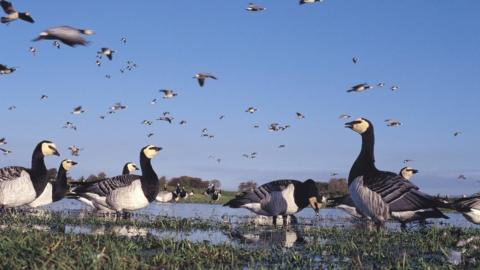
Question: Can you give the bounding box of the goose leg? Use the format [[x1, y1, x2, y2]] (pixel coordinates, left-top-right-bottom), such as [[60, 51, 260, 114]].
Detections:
[[272, 216, 277, 226], [282, 215, 288, 227], [290, 215, 298, 225]]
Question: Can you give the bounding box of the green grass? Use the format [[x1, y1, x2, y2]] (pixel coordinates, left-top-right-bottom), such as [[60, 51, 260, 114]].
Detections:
[[180, 188, 236, 205], [1, 211, 480, 269]]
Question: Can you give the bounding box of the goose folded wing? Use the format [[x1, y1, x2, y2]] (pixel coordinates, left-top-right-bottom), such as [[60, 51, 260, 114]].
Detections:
[[224, 186, 272, 208], [453, 195, 480, 211], [259, 179, 302, 192], [0, 166, 28, 182], [364, 173, 445, 212], [72, 174, 141, 197]]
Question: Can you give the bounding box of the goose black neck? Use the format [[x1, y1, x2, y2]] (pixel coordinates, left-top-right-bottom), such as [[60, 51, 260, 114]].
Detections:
[[31, 146, 48, 196], [53, 165, 68, 202], [348, 127, 377, 184], [122, 166, 129, 175], [140, 153, 159, 202]]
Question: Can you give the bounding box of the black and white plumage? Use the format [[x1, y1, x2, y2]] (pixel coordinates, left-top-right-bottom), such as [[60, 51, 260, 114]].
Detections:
[[28, 159, 77, 208], [299, 0, 323, 5], [98, 48, 115, 60], [451, 194, 480, 224], [245, 107, 258, 114], [0, 137, 6, 145], [399, 167, 418, 181], [33, 26, 94, 47], [347, 83, 372, 93], [0, 0, 34, 24], [224, 179, 322, 226], [345, 118, 448, 226], [71, 106, 85, 115], [122, 162, 139, 175], [0, 148, 12, 155], [72, 145, 162, 212], [339, 114, 351, 120], [193, 73, 217, 87], [159, 89, 178, 99], [246, 3, 266, 11], [0, 64, 16, 75], [296, 112, 305, 119], [0, 140, 60, 208]]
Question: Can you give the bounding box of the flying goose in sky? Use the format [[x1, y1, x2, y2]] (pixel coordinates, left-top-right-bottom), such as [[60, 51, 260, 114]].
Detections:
[[40, 94, 48, 100], [62, 121, 77, 131], [399, 167, 418, 181], [0, 64, 16, 75], [68, 145, 82, 156], [29, 47, 37, 56], [299, 0, 323, 5], [158, 116, 174, 124], [347, 83, 372, 93], [451, 194, 480, 224], [458, 175, 467, 180], [0, 148, 12, 155], [296, 112, 305, 119], [386, 120, 402, 127], [33, 26, 94, 47], [224, 179, 322, 226], [53, 40, 61, 49], [245, 107, 258, 114], [246, 3, 266, 12], [454, 131, 462, 137], [0, 138, 6, 145], [120, 37, 127, 44], [352, 57, 359, 64], [0, 0, 34, 24], [391, 85, 400, 91], [7, 105, 16, 111], [98, 47, 115, 60], [109, 102, 127, 112], [339, 114, 351, 120], [71, 106, 85, 115], [345, 118, 448, 228], [141, 120, 153, 126], [159, 89, 178, 99], [28, 159, 77, 208], [403, 159, 413, 164], [71, 145, 162, 213], [122, 162, 139, 175], [0, 140, 60, 208], [377, 82, 385, 87], [193, 73, 217, 87]]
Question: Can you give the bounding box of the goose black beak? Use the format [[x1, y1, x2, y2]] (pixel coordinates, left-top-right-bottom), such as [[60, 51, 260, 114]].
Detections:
[[71, 161, 78, 166], [345, 120, 361, 129], [411, 169, 419, 174], [49, 145, 60, 156], [152, 146, 163, 152]]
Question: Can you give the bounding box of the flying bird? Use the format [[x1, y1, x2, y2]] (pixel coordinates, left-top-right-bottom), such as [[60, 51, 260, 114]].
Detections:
[[0, 64, 16, 75], [53, 41, 61, 49], [120, 37, 127, 44], [391, 85, 400, 91], [179, 120, 187, 125], [0, 147, 11, 155], [71, 106, 85, 115], [158, 116, 174, 124], [458, 175, 467, 180], [454, 131, 462, 137], [147, 133, 154, 138], [246, 3, 266, 11], [377, 82, 385, 87], [339, 114, 351, 120], [33, 26, 94, 47], [352, 57, 359, 64], [110, 102, 127, 112], [68, 145, 82, 156], [299, 0, 323, 4], [296, 112, 305, 119], [150, 98, 158, 105], [141, 120, 153, 126], [0, 0, 34, 24], [62, 121, 77, 130], [347, 83, 372, 93], [193, 73, 217, 87], [98, 47, 115, 60], [40, 95, 48, 100], [29, 47, 37, 56], [159, 89, 178, 99], [245, 107, 258, 114], [7, 105, 16, 111]]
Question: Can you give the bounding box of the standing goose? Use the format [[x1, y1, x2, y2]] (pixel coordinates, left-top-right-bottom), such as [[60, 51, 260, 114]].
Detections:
[[345, 118, 448, 227], [156, 185, 177, 203], [451, 194, 480, 224], [28, 159, 77, 208], [0, 140, 60, 208], [224, 179, 322, 226], [71, 145, 162, 213], [329, 166, 419, 219], [122, 162, 139, 175]]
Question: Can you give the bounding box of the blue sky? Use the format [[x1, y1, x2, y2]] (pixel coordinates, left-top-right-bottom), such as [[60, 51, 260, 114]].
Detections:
[[1, 0, 479, 194]]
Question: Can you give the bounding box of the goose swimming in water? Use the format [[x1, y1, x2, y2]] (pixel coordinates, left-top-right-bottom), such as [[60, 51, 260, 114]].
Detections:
[[28, 159, 77, 208], [72, 145, 162, 213], [224, 179, 322, 226], [0, 140, 60, 208], [345, 118, 448, 228]]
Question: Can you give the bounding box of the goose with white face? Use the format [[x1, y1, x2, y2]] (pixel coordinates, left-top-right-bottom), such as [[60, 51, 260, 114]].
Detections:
[[399, 167, 419, 181], [62, 159, 78, 171], [345, 118, 370, 134], [41, 142, 60, 156], [127, 162, 139, 173], [143, 145, 162, 159]]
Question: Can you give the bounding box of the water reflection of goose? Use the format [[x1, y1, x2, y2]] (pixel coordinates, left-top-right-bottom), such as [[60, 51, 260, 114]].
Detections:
[[229, 229, 305, 248]]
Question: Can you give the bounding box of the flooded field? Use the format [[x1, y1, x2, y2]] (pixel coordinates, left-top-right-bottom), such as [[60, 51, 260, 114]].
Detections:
[[1, 201, 479, 269]]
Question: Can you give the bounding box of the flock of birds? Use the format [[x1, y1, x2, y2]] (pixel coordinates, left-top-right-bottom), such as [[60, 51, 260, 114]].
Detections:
[[1, 1, 478, 230]]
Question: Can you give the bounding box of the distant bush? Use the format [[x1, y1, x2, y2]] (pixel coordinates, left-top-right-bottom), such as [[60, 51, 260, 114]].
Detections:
[[238, 181, 257, 192]]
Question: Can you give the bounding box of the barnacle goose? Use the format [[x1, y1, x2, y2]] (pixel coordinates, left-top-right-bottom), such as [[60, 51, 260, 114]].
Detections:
[[451, 194, 480, 224], [224, 179, 322, 226], [122, 162, 139, 175], [28, 159, 77, 208], [345, 118, 448, 227], [329, 167, 419, 219], [72, 145, 162, 213], [0, 140, 60, 208], [155, 185, 177, 203], [193, 73, 217, 87], [33, 26, 94, 47], [0, 0, 34, 24]]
